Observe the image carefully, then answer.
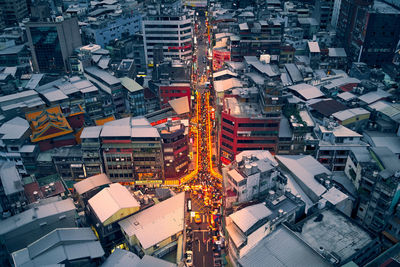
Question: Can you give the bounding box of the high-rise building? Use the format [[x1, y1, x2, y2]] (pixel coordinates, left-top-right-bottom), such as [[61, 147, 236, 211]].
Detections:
[[142, 0, 193, 66], [313, 0, 335, 30], [26, 17, 82, 73], [220, 97, 281, 165], [0, 0, 28, 27], [337, 0, 400, 66]]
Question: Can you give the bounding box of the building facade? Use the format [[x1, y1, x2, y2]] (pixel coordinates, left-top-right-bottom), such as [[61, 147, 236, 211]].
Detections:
[[82, 12, 142, 48], [26, 17, 82, 73], [142, 0, 193, 66], [220, 97, 280, 165]]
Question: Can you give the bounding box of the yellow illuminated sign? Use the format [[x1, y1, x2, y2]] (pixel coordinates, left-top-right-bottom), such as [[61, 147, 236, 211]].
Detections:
[[135, 180, 163, 185]]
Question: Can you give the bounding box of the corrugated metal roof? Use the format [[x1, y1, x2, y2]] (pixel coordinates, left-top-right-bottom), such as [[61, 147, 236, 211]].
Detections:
[[74, 173, 111, 195], [229, 204, 272, 233], [88, 183, 140, 224], [118, 192, 185, 249]]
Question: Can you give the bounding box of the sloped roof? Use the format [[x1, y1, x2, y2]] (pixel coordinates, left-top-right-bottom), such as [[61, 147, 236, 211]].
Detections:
[[101, 249, 176, 267], [73, 173, 111, 195], [88, 183, 140, 224], [168, 96, 190, 115], [95, 115, 115, 126], [310, 99, 348, 117], [120, 77, 143, 93], [119, 192, 185, 249], [214, 78, 242, 93], [0, 116, 30, 140], [308, 41, 320, 53], [229, 204, 272, 233], [25, 106, 73, 142], [358, 89, 391, 104], [0, 161, 23, 196], [12, 228, 104, 267], [288, 83, 324, 100], [276, 155, 330, 199]]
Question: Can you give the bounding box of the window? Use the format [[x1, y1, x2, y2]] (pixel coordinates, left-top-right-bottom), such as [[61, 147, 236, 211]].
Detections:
[[222, 118, 234, 126]]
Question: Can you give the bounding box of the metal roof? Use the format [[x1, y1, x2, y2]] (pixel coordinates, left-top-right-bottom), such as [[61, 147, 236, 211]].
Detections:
[[0, 198, 75, 236], [85, 66, 120, 86], [229, 204, 272, 233], [168, 96, 190, 115], [328, 48, 347, 57], [358, 89, 391, 104], [308, 41, 320, 53], [0, 116, 30, 140], [120, 77, 144, 93], [102, 249, 176, 267], [118, 192, 185, 249], [0, 161, 23, 196], [88, 183, 140, 224], [288, 83, 324, 100], [276, 155, 329, 199], [12, 228, 104, 267], [80, 126, 102, 139], [74, 173, 111, 195]]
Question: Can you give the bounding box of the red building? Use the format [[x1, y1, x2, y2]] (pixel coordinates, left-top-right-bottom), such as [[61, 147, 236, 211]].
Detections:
[[158, 120, 189, 180], [220, 97, 280, 165], [213, 49, 231, 71], [159, 82, 191, 109]]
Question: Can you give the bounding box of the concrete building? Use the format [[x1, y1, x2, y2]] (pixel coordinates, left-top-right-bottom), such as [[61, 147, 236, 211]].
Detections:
[[142, 0, 193, 66], [220, 97, 280, 165], [81, 117, 164, 185], [11, 228, 105, 267], [157, 119, 189, 180], [337, 0, 400, 66], [87, 183, 140, 253], [84, 66, 126, 116], [100, 117, 164, 185], [293, 209, 381, 266], [119, 192, 185, 258], [26, 17, 82, 73], [0, 0, 28, 27], [313, 0, 335, 30], [80, 126, 103, 177], [226, 193, 305, 265], [223, 150, 283, 206], [354, 147, 400, 233], [120, 77, 146, 116], [314, 119, 368, 171], [0, 161, 26, 214], [82, 12, 142, 48], [237, 225, 332, 267], [236, 19, 283, 59]]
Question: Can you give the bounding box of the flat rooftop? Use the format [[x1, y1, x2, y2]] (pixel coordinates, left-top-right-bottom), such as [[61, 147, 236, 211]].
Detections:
[[223, 97, 267, 119], [297, 209, 374, 262]]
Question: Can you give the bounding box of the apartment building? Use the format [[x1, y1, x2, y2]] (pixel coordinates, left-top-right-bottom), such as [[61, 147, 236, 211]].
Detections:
[[142, 0, 193, 66], [82, 12, 142, 48], [223, 150, 283, 206], [315, 119, 368, 171], [220, 97, 280, 165]]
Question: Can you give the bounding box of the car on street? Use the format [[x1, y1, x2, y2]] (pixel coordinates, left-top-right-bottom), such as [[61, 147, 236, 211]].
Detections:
[[194, 212, 202, 224]]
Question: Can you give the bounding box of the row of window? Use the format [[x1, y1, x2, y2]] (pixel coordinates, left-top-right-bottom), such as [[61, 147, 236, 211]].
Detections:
[[237, 139, 276, 144]]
